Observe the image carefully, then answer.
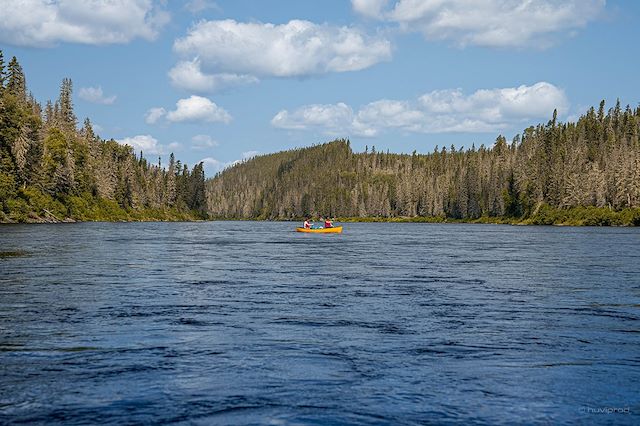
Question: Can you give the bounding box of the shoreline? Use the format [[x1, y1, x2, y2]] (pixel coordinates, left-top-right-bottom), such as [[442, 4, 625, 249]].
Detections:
[[210, 206, 640, 227], [3, 206, 639, 226]]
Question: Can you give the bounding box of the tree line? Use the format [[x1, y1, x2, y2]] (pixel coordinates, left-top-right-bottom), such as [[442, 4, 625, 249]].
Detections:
[[0, 51, 206, 222], [2, 49, 638, 225], [206, 103, 640, 225]]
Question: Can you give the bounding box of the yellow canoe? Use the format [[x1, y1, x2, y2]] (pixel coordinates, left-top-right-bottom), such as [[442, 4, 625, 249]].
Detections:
[[296, 226, 343, 234]]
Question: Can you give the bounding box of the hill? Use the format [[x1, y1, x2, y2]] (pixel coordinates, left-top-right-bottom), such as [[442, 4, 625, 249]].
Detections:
[[0, 51, 206, 223], [206, 104, 640, 226]]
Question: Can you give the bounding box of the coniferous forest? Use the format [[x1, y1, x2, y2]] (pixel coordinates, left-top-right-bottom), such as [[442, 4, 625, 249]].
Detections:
[[207, 104, 640, 226], [0, 51, 206, 223], [2, 50, 639, 225]]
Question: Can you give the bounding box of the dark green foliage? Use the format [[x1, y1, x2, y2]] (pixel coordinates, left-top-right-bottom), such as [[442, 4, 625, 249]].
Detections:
[[5, 56, 26, 101], [0, 50, 206, 223], [207, 102, 640, 226], [503, 172, 522, 217], [0, 51, 5, 90], [58, 78, 76, 133]]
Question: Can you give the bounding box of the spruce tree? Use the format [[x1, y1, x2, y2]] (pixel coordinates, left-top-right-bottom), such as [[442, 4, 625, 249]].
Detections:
[[58, 78, 76, 132], [6, 56, 26, 101], [0, 50, 5, 90], [166, 153, 177, 207]]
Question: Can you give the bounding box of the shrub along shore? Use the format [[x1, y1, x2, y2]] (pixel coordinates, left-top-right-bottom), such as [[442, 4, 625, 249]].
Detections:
[[337, 206, 640, 226]]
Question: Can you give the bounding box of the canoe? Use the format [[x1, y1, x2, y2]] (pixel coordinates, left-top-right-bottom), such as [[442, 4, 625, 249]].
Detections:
[[296, 226, 343, 234]]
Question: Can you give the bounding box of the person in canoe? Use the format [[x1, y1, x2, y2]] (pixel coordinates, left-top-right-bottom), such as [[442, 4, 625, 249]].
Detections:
[[303, 218, 312, 229], [324, 217, 333, 228]]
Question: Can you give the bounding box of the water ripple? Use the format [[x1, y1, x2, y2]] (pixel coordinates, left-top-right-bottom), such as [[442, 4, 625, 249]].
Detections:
[[0, 221, 639, 424]]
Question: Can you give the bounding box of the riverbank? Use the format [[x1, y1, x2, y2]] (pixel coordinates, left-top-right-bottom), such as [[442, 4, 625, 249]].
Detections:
[[0, 213, 201, 224], [4, 205, 639, 226], [336, 206, 640, 226], [1, 190, 205, 224], [213, 205, 640, 226]]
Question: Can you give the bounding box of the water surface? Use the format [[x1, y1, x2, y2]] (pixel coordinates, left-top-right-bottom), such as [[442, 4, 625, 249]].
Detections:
[[1, 222, 638, 424]]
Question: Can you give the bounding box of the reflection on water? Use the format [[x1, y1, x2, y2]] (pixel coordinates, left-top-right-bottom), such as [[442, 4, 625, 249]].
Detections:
[[0, 222, 639, 424]]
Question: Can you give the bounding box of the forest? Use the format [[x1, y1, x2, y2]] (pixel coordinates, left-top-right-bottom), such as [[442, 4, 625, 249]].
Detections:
[[0, 51, 206, 223], [207, 103, 640, 226], [2, 49, 639, 226]]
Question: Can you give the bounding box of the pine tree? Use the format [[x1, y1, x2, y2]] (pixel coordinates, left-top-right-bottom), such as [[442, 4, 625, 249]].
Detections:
[[44, 100, 54, 127], [0, 50, 6, 90], [166, 153, 177, 207], [81, 118, 95, 141], [0, 51, 208, 222], [6, 56, 26, 101], [11, 124, 31, 185], [41, 128, 74, 197], [189, 162, 206, 212], [58, 78, 76, 132]]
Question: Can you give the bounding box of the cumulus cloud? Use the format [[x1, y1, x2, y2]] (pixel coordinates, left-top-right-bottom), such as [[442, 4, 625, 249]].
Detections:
[[145, 107, 166, 124], [200, 150, 260, 175], [0, 0, 170, 47], [352, 0, 389, 18], [147, 96, 232, 125], [352, 0, 605, 48], [168, 58, 258, 93], [356, 100, 425, 134], [170, 19, 391, 90], [173, 19, 392, 76], [118, 134, 163, 155], [272, 103, 356, 133], [272, 82, 568, 136], [78, 86, 116, 105], [166, 95, 232, 123], [418, 82, 569, 124], [200, 157, 234, 174]]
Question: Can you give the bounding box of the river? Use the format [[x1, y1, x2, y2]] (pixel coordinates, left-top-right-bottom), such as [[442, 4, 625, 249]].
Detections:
[[0, 222, 638, 424]]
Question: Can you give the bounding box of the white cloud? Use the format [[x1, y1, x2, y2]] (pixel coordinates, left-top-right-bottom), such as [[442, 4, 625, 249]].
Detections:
[[147, 96, 232, 125], [165, 95, 232, 124], [78, 86, 116, 105], [271, 103, 355, 133], [192, 134, 219, 150], [173, 19, 391, 79], [352, 0, 605, 48], [272, 82, 568, 136], [0, 0, 170, 47], [145, 107, 166, 124], [200, 157, 233, 174], [118, 134, 163, 155], [200, 151, 259, 175], [418, 82, 569, 124], [352, 0, 389, 18], [355, 100, 425, 135], [168, 58, 258, 93]]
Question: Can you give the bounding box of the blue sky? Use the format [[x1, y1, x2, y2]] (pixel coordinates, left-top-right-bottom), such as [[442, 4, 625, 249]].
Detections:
[[1, 0, 639, 176]]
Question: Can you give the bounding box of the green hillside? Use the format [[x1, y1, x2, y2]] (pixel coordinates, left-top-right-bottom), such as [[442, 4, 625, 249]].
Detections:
[[0, 51, 206, 223], [206, 104, 640, 226]]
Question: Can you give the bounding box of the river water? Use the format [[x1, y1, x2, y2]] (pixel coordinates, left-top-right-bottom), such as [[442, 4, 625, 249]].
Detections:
[[0, 222, 638, 424]]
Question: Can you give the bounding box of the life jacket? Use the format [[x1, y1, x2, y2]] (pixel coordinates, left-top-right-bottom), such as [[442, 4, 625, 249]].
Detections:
[[324, 220, 332, 228]]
